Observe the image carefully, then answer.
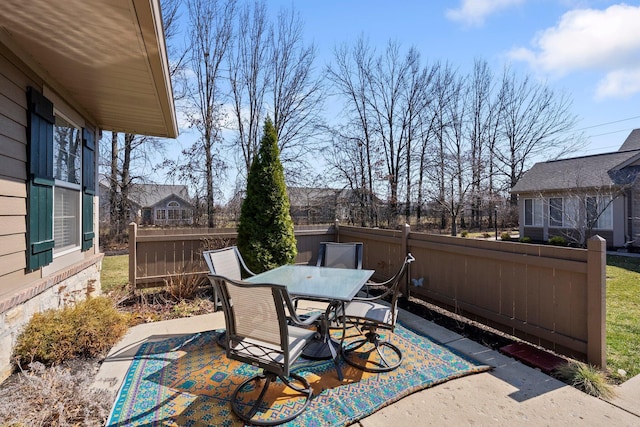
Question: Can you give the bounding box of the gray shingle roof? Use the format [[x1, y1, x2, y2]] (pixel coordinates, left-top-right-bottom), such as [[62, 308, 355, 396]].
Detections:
[[128, 184, 192, 207], [512, 130, 640, 193], [287, 187, 339, 206], [619, 129, 640, 152]]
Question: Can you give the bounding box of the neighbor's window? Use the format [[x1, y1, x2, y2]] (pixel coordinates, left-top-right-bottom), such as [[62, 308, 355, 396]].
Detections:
[[549, 197, 564, 227], [156, 209, 166, 220], [563, 197, 580, 228], [53, 115, 81, 253], [586, 196, 613, 229], [524, 198, 543, 226], [167, 201, 180, 220]]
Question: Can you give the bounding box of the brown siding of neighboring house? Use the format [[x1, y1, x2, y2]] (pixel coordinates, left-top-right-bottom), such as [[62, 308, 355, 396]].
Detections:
[[522, 227, 544, 242], [632, 179, 640, 246]]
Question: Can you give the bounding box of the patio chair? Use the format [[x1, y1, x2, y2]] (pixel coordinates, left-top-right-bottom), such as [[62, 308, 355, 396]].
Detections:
[[340, 253, 415, 373], [292, 242, 366, 314], [203, 246, 256, 347], [209, 274, 321, 426], [202, 246, 255, 311], [316, 241, 363, 269], [316, 241, 372, 301]]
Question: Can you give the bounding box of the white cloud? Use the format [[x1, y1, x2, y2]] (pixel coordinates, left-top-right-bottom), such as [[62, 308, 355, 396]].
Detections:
[[596, 69, 640, 99], [509, 4, 640, 98], [446, 0, 525, 27]]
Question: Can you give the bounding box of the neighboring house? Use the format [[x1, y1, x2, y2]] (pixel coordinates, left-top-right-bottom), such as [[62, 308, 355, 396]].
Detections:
[[0, 0, 177, 381], [99, 183, 194, 226], [511, 129, 640, 248], [287, 187, 342, 224], [228, 187, 384, 225]]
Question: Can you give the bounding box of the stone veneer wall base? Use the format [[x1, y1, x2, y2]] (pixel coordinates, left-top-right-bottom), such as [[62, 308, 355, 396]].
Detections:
[[0, 254, 104, 382]]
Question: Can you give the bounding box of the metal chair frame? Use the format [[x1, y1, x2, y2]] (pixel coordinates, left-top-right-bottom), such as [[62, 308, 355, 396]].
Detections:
[[210, 274, 320, 426], [203, 246, 256, 347], [316, 241, 363, 269], [340, 253, 415, 373]]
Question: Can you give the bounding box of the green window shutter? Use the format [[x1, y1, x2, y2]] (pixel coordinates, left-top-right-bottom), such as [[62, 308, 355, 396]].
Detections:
[[26, 87, 55, 270], [82, 128, 95, 251]]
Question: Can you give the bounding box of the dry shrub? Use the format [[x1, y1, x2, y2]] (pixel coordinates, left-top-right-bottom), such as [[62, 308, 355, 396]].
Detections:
[[0, 361, 112, 426], [164, 262, 209, 301], [13, 296, 129, 367], [555, 361, 616, 399], [200, 236, 234, 252]]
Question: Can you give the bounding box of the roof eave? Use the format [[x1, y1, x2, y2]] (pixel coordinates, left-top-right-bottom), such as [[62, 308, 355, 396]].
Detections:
[[0, 0, 178, 138]]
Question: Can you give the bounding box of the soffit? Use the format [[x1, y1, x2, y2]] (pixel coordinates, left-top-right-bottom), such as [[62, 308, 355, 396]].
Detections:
[[0, 0, 177, 138]]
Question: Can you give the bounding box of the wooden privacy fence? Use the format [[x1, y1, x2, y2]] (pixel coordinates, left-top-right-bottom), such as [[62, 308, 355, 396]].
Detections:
[[128, 221, 606, 367], [128, 222, 336, 288], [339, 224, 606, 367]]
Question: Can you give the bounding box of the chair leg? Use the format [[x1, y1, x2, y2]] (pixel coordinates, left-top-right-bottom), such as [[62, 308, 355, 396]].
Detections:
[[216, 331, 227, 348], [231, 371, 313, 426], [342, 328, 403, 373]]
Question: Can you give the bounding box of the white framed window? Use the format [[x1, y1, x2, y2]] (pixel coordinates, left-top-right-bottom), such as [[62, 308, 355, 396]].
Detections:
[[53, 115, 81, 254], [564, 197, 580, 228], [156, 209, 166, 220], [168, 201, 180, 220], [524, 198, 543, 226], [549, 197, 564, 227], [587, 196, 613, 229]]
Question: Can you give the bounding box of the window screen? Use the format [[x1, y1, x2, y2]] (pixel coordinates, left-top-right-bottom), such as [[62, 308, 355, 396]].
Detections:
[[54, 187, 80, 251]]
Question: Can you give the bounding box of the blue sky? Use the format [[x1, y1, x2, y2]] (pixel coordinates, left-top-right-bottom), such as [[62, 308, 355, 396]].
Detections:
[[163, 0, 640, 199], [264, 0, 640, 155]]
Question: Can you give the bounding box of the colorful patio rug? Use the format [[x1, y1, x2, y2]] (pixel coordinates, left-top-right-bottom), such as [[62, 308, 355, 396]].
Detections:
[[107, 324, 490, 426]]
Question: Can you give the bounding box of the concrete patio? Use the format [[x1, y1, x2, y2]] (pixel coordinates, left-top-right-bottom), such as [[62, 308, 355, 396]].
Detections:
[[93, 306, 640, 426]]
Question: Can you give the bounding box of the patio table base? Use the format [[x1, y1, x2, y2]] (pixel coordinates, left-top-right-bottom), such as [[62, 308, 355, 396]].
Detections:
[[302, 336, 341, 360]]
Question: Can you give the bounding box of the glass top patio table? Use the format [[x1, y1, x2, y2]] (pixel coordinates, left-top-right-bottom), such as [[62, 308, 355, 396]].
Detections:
[[245, 264, 374, 301]]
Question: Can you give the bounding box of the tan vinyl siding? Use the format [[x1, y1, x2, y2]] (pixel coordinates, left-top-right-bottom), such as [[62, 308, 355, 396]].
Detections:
[[0, 252, 25, 277], [0, 196, 25, 215], [0, 216, 26, 236], [0, 234, 25, 256], [0, 153, 26, 180], [0, 47, 34, 284]]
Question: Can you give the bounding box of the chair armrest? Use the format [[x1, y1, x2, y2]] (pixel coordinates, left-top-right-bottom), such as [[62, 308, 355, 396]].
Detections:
[[288, 310, 322, 327]]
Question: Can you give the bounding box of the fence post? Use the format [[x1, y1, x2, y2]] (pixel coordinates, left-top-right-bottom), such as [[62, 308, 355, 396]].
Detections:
[[128, 222, 137, 288], [587, 235, 606, 368], [334, 219, 340, 242], [402, 223, 410, 297]]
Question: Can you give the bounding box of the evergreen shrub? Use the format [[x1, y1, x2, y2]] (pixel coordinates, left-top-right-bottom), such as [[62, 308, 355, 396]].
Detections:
[[548, 236, 567, 246], [237, 118, 297, 273]]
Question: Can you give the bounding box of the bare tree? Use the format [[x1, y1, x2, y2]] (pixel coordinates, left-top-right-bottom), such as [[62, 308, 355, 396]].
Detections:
[[269, 5, 324, 181], [400, 48, 435, 221], [325, 38, 379, 226], [427, 62, 459, 230], [467, 58, 498, 229], [228, 0, 269, 175], [367, 40, 415, 218], [439, 70, 470, 235], [539, 167, 636, 247], [180, 0, 236, 227], [494, 67, 579, 206], [324, 126, 378, 226], [228, 1, 324, 184]]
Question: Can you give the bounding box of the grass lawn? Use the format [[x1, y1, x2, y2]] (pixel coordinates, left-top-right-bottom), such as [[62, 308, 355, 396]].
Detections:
[[606, 255, 640, 380], [101, 254, 128, 293]]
